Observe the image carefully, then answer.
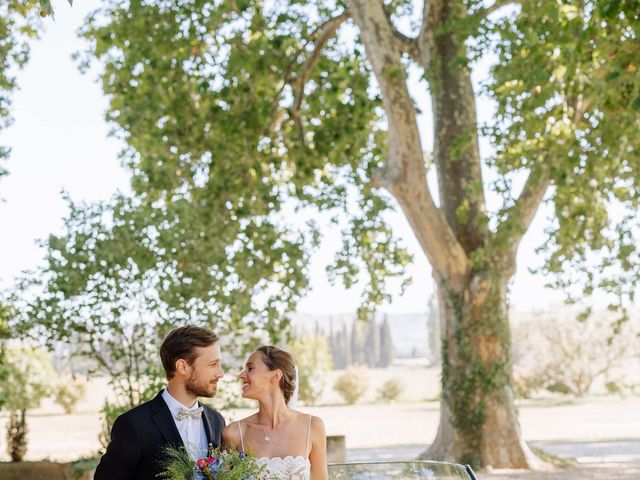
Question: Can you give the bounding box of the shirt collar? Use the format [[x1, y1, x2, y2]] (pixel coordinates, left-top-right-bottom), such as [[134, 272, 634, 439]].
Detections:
[[161, 388, 200, 417]]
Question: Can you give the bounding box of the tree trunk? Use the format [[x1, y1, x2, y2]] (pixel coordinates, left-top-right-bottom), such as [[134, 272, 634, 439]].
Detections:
[[420, 271, 546, 469], [7, 409, 28, 462], [348, 0, 549, 469]]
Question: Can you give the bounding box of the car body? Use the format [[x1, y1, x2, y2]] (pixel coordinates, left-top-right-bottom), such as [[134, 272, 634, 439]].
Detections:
[[328, 460, 479, 479]]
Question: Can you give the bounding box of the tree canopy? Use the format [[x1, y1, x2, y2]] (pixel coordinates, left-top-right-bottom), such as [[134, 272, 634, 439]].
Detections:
[[0, 0, 43, 179], [52, 0, 639, 320], [489, 0, 640, 319]]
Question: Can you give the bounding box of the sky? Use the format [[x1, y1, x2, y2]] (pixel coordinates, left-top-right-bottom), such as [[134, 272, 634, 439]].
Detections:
[[0, 0, 570, 315]]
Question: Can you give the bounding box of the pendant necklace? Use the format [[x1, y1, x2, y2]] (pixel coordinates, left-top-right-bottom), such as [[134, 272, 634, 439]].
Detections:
[[263, 425, 273, 442]]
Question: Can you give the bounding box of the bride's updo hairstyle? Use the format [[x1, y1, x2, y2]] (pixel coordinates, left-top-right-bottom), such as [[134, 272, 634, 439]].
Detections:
[[256, 345, 296, 403]]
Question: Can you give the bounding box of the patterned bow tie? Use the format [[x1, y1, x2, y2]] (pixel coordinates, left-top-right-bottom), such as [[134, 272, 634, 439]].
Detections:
[[176, 406, 204, 421]]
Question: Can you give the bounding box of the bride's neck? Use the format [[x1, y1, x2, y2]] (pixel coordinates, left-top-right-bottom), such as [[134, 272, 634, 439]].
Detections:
[[257, 396, 291, 429]]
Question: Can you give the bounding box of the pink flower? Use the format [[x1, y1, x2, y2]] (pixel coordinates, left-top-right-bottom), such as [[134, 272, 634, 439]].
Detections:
[[196, 458, 208, 469], [207, 457, 217, 464]]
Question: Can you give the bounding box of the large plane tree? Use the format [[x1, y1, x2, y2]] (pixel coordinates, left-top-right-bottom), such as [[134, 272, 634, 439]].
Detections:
[[21, 0, 640, 469]]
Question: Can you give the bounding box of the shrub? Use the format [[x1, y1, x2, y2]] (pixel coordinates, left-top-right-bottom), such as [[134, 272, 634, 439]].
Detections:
[[54, 376, 87, 414], [512, 311, 639, 398], [377, 378, 404, 403], [288, 334, 333, 405], [334, 367, 368, 405], [98, 401, 131, 450], [0, 345, 55, 461], [546, 382, 573, 395]]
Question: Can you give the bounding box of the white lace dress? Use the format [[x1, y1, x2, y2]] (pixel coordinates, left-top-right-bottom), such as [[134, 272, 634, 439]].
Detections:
[[238, 416, 312, 480]]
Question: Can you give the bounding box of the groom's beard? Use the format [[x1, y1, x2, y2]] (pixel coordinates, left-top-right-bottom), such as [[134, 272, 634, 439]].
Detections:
[[186, 373, 218, 398]]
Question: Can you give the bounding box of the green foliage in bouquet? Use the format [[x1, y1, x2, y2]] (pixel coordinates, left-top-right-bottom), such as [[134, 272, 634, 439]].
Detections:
[[157, 444, 276, 480], [156, 445, 195, 480]]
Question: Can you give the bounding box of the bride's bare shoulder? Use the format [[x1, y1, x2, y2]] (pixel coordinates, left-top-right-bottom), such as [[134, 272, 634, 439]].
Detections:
[[237, 412, 260, 425], [292, 412, 325, 435], [309, 415, 326, 437], [293, 410, 324, 426], [223, 413, 259, 434], [221, 421, 239, 447]]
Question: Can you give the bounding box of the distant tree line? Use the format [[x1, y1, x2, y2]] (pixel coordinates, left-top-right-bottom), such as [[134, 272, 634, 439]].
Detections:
[[328, 315, 395, 369]]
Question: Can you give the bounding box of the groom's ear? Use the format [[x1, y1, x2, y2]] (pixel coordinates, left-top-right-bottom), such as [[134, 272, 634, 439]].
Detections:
[[175, 358, 190, 376]]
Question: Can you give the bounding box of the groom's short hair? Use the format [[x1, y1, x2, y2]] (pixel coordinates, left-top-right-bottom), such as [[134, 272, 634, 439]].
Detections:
[[160, 325, 219, 379]]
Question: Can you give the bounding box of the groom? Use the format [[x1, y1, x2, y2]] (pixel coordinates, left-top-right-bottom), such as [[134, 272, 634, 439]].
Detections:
[[94, 325, 226, 480]]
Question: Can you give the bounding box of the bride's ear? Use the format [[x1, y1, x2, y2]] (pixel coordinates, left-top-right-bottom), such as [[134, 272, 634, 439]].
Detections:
[[271, 369, 283, 383]]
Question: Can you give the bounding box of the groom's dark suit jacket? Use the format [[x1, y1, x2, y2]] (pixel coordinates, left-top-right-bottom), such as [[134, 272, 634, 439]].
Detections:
[[94, 391, 225, 480]]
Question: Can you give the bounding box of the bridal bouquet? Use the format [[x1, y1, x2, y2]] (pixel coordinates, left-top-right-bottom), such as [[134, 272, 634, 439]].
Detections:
[[157, 444, 273, 480]]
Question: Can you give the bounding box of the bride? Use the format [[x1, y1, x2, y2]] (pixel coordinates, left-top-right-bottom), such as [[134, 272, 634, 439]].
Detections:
[[222, 346, 328, 480]]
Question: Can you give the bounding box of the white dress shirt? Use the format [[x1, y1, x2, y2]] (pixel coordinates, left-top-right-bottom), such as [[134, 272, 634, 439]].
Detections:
[[161, 389, 208, 460]]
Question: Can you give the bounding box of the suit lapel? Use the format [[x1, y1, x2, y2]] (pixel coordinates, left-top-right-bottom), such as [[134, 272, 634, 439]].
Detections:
[[150, 392, 184, 447], [202, 406, 218, 448]]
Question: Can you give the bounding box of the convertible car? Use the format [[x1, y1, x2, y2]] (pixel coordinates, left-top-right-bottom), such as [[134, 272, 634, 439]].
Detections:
[[328, 460, 479, 479]]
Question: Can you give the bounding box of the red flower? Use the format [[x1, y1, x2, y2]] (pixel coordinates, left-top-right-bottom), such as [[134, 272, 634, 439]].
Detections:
[[196, 458, 208, 469], [207, 457, 217, 464]]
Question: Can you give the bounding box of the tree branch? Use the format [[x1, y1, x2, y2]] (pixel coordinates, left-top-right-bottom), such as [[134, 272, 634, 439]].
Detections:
[[494, 168, 550, 267], [348, 0, 468, 282], [411, 0, 439, 83], [395, 31, 420, 60], [288, 12, 350, 145], [86, 334, 114, 377], [495, 86, 590, 267], [473, 0, 523, 20], [382, 3, 421, 61], [269, 12, 350, 136]]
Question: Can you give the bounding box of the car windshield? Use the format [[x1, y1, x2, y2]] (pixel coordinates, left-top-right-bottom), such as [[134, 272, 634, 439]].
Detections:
[[328, 461, 477, 479]]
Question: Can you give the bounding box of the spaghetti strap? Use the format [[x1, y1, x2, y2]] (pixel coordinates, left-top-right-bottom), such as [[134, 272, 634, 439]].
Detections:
[[238, 421, 245, 453], [306, 415, 312, 457]]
